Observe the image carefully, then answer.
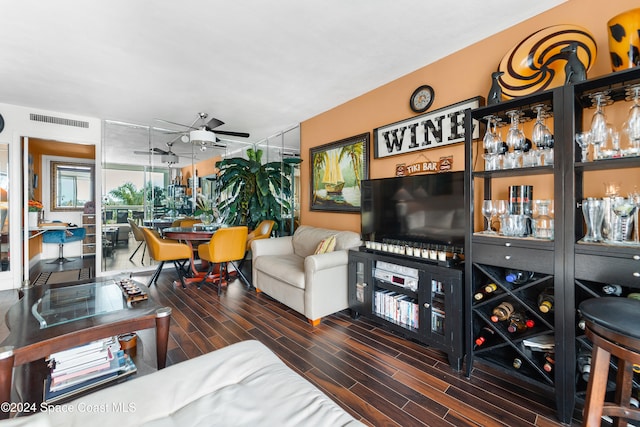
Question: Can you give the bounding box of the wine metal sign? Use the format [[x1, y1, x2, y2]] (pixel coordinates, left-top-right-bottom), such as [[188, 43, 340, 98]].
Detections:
[[374, 96, 483, 159]]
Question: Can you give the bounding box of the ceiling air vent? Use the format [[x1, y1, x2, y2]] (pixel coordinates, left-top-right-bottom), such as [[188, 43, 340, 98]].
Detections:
[[29, 113, 89, 129]]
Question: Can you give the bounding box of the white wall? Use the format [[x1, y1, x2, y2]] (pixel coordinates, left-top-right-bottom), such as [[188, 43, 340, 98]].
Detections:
[[0, 102, 101, 290]]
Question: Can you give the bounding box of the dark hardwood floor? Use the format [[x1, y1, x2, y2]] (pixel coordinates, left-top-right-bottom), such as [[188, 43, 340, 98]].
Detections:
[[112, 266, 576, 427]]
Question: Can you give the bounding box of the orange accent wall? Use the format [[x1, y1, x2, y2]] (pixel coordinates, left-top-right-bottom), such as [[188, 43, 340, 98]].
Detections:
[[300, 0, 632, 233]]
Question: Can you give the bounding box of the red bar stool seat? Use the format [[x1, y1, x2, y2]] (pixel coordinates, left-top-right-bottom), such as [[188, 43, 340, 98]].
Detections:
[[579, 297, 640, 427]]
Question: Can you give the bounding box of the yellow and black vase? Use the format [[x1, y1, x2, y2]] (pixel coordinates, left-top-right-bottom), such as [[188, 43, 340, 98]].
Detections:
[[608, 8, 640, 72]]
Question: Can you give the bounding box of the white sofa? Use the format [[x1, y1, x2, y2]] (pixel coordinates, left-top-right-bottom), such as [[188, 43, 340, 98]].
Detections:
[[251, 225, 361, 326], [0, 340, 363, 427]]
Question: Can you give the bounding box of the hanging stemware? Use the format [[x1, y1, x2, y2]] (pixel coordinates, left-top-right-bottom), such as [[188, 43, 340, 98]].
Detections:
[[624, 84, 640, 156], [588, 91, 612, 160], [505, 110, 524, 168]]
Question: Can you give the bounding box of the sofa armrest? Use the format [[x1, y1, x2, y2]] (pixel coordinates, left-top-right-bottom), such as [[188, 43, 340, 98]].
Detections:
[[304, 249, 348, 273], [252, 236, 294, 258]]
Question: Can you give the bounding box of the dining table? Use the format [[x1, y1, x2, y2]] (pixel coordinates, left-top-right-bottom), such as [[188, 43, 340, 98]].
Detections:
[[162, 225, 223, 286]]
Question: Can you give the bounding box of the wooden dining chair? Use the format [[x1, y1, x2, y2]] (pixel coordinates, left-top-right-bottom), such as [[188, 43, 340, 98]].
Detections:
[[142, 227, 192, 288], [197, 226, 248, 294], [127, 218, 147, 263]]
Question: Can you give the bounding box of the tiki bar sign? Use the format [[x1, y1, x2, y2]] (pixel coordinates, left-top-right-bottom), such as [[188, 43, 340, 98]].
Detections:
[[374, 96, 483, 159]]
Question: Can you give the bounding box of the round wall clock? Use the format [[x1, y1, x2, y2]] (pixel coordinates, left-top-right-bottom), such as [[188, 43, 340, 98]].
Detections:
[[410, 85, 434, 113], [0, 114, 4, 133]]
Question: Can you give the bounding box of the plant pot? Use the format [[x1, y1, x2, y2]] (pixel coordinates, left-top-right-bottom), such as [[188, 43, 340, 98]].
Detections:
[[28, 211, 40, 229]]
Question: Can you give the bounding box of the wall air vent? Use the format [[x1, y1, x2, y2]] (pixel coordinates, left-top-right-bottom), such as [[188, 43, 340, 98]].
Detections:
[[29, 113, 89, 129]]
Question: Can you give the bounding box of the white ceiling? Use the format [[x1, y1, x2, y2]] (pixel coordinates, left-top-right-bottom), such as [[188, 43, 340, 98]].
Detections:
[[0, 0, 565, 166]]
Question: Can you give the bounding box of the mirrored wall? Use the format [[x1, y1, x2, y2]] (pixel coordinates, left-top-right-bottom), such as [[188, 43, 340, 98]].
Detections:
[[101, 121, 300, 273]]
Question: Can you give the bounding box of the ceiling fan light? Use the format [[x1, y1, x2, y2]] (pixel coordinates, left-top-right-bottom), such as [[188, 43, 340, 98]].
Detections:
[[190, 129, 216, 144]]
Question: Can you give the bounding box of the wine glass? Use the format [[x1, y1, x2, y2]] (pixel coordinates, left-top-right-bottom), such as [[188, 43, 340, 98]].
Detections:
[[481, 200, 496, 234], [575, 131, 592, 163], [589, 92, 611, 160], [495, 200, 508, 234], [624, 84, 640, 155], [505, 110, 524, 168]]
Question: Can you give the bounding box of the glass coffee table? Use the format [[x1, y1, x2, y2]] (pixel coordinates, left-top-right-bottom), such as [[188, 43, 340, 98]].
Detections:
[[0, 276, 171, 416]]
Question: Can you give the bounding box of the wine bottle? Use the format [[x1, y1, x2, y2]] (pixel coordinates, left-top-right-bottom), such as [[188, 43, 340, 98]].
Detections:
[[543, 352, 555, 373], [474, 326, 496, 347], [505, 269, 534, 285], [513, 357, 523, 369], [577, 350, 592, 382], [490, 301, 514, 322], [537, 287, 555, 313], [474, 283, 500, 301], [602, 284, 622, 296], [507, 311, 535, 333]]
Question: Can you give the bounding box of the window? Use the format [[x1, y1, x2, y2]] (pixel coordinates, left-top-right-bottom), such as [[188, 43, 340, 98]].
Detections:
[[51, 162, 94, 211]]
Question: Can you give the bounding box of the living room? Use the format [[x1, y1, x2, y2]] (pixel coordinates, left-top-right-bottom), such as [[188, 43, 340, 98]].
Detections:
[[1, 0, 639, 425]]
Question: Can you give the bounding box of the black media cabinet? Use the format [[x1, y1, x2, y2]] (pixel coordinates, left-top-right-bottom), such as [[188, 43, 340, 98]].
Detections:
[[348, 248, 464, 370]]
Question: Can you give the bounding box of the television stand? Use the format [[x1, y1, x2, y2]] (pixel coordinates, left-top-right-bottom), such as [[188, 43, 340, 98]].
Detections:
[[348, 248, 464, 370]]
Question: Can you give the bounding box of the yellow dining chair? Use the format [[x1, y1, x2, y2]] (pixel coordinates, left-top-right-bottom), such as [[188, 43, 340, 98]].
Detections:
[[197, 226, 248, 294], [179, 218, 200, 228], [142, 227, 192, 289], [237, 220, 275, 285]]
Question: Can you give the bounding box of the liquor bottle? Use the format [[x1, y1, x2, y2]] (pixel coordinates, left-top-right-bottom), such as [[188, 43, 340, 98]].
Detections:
[[507, 311, 535, 333], [505, 269, 534, 285], [602, 284, 623, 296], [537, 287, 555, 313], [490, 301, 514, 322], [474, 283, 500, 301], [577, 349, 592, 382], [474, 326, 496, 348], [543, 352, 555, 373]]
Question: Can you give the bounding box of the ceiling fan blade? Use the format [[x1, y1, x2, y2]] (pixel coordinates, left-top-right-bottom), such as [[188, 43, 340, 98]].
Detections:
[[214, 130, 250, 138], [205, 117, 225, 130]]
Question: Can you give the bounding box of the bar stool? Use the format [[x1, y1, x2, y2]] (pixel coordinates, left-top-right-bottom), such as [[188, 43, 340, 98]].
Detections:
[[579, 297, 640, 427]]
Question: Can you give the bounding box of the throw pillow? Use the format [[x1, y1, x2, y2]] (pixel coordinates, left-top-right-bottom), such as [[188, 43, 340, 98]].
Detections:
[[314, 235, 337, 254]]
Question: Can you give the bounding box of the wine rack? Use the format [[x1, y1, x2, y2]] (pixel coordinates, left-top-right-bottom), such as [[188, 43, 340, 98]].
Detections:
[[464, 67, 640, 424], [569, 68, 640, 419], [464, 86, 568, 420]]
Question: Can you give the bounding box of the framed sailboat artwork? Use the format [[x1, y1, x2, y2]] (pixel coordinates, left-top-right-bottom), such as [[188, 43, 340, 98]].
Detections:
[[310, 132, 369, 212]]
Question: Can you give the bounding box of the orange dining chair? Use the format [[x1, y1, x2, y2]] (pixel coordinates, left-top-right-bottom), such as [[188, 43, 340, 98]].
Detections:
[[127, 218, 147, 263], [197, 226, 248, 294], [237, 220, 275, 285], [142, 227, 192, 289]]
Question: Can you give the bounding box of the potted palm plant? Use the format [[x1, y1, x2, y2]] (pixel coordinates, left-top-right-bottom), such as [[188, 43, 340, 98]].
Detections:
[[215, 148, 301, 231]]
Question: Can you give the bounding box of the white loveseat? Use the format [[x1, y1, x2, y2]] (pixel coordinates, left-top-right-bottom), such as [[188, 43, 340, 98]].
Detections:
[[251, 225, 361, 326], [0, 340, 363, 427]]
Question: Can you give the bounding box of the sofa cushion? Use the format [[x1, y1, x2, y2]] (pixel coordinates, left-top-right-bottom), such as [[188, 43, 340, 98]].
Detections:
[[314, 235, 336, 254], [254, 253, 306, 289]]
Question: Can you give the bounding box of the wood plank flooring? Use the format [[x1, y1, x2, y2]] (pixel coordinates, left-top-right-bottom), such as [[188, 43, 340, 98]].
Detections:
[[131, 269, 577, 427]]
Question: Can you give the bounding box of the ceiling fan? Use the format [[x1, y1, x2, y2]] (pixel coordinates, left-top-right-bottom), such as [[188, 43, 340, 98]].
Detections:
[[133, 144, 182, 166], [156, 112, 250, 150]]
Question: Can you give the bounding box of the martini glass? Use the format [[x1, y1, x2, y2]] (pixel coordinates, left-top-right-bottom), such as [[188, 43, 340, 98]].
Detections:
[[575, 131, 592, 163]]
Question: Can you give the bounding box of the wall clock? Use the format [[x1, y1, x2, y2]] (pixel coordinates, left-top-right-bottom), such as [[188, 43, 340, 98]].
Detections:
[[0, 114, 4, 133], [409, 85, 434, 113]]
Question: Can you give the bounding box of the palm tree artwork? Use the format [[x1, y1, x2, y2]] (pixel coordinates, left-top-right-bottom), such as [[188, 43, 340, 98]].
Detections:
[[310, 133, 369, 212]]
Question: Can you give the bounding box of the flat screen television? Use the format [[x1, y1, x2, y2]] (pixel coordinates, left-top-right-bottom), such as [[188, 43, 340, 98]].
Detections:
[[361, 171, 465, 247]]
